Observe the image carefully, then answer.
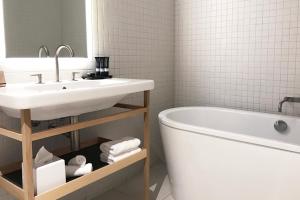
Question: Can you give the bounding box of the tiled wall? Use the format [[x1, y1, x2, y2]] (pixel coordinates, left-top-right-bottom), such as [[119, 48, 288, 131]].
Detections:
[[175, 0, 300, 115], [101, 0, 174, 158]]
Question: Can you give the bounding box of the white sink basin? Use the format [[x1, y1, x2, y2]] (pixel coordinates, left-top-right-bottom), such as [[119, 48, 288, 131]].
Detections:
[[0, 78, 154, 120]]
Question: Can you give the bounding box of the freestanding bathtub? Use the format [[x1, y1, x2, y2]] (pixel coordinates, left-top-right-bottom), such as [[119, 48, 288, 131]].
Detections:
[[159, 107, 300, 200]]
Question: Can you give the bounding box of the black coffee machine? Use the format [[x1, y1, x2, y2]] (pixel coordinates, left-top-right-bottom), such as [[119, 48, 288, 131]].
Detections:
[[82, 57, 112, 80], [95, 57, 110, 79]]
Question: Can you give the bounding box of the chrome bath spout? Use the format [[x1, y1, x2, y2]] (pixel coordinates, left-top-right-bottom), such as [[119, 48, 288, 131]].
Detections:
[[278, 97, 300, 112]]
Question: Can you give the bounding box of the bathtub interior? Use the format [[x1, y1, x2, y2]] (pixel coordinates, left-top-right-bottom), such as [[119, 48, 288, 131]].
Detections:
[[162, 107, 300, 147]]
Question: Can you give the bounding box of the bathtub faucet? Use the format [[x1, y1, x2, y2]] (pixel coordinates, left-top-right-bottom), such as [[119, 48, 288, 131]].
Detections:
[[278, 97, 300, 112]]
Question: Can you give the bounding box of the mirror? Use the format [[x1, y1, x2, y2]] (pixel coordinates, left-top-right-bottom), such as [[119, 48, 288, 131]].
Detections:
[[2, 0, 87, 58]]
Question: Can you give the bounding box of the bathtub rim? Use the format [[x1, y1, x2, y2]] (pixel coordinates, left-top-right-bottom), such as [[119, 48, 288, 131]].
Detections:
[[159, 106, 300, 154]]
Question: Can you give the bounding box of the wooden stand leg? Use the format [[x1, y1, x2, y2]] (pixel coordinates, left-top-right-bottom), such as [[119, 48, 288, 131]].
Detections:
[[21, 109, 34, 200], [143, 91, 150, 200]]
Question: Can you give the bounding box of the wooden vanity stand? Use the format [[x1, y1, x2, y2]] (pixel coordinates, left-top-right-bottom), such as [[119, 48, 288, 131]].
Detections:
[[0, 91, 150, 200]]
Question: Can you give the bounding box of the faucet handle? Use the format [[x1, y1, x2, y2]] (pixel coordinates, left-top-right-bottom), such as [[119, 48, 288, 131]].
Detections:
[[72, 72, 80, 81], [31, 74, 43, 84]]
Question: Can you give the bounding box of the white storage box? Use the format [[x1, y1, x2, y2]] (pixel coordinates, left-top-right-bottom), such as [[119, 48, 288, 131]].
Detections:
[[23, 156, 66, 195]]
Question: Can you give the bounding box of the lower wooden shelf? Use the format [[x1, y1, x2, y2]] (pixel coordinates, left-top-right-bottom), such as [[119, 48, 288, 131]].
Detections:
[[1, 137, 147, 200]]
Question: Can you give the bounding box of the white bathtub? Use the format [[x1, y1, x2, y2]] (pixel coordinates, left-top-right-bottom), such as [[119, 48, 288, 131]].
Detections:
[[159, 107, 300, 200]]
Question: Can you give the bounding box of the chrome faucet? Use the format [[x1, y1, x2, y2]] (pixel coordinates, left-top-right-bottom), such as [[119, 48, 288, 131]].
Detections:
[[278, 97, 300, 112], [55, 45, 74, 82], [38, 45, 50, 57]]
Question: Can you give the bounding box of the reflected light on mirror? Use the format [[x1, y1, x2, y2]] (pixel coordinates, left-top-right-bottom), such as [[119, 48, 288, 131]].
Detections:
[[0, 0, 5, 59], [86, 0, 92, 58], [0, 0, 95, 71]]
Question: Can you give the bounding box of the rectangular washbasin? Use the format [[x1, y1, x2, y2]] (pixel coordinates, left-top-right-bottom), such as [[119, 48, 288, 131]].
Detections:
[[0, 78, 154, 120]]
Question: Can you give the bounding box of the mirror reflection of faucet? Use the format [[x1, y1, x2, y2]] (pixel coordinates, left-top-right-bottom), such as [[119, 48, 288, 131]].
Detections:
[[278, 97, 300, 112], [38, 45, 50, 58]]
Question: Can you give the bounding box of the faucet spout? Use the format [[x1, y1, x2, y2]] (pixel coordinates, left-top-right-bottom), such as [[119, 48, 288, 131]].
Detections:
[[278, 97, 300, 112], [55, 45, 74, 82], [278, 97, 288, 112]]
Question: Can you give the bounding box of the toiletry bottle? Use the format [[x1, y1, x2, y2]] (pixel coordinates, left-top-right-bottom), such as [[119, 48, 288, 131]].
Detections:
[[95, 57, 101, 78], [104, 57, 110, 78]]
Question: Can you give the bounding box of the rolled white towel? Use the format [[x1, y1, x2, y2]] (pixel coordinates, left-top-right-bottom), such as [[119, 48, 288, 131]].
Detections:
[[34, 146, 53, 166], [100, 137, 141, 156], [65, 163, 93, 177], [100, 148, 142, 164], [68, 155, 86, 167]]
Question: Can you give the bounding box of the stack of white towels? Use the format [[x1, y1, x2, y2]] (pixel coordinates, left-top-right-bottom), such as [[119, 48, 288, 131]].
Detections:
[[100, 137, 141, 164], [65, 155, 93, 177]]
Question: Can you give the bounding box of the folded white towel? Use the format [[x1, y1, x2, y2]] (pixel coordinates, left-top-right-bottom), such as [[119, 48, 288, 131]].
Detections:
[[100, 137, 141, 156], [65, 163, 93, 177], [68, 155, 86, 167], [100, 148, 142, 164], [34, 146, 53, 166], [101, 147, 139, 158]]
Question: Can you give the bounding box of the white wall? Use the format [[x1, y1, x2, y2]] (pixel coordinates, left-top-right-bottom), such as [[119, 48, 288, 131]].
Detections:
[[175, 0, 300, 115]]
